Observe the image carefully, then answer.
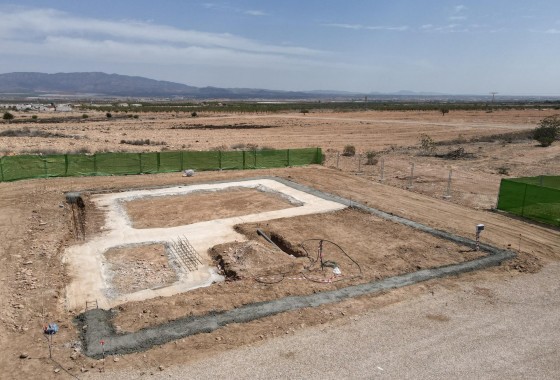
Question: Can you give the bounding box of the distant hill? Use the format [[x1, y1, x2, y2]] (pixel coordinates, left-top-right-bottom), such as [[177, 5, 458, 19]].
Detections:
[[0, 72, 330, 99], [3, 72, 530, 101]]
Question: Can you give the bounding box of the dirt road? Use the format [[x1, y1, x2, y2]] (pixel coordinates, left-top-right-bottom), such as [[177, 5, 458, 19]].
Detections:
[[85, 261, 560, 379]]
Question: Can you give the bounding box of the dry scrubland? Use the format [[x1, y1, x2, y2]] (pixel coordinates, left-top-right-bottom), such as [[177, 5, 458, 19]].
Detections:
[[0, 109, 559, 379]]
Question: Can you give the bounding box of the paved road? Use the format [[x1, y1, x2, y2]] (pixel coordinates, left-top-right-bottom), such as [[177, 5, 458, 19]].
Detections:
[[88, 262, 560, 379]]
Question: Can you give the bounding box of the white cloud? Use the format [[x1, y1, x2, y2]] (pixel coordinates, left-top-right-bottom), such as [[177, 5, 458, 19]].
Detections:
[[324, 23, 409, 31], [454, 5, 467, 13], [0, 6, 320, 63], [245, 10, 267, 17]]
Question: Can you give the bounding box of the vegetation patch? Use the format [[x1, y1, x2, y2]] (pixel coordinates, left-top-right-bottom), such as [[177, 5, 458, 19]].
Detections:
[[120, 139, 167, 146], [170, 123, 277, 130], [0, 127, 73, 138]]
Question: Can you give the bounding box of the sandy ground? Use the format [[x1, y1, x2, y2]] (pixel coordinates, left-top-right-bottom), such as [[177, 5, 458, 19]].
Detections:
[[1, 109, 558, 379], [1, 109, 558, 154], [84, 261, 560, 379]]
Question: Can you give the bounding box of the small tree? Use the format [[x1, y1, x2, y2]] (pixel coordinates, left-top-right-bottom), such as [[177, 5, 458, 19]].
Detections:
[[3, 112, 14, 121], [533, 115, 560, 147]]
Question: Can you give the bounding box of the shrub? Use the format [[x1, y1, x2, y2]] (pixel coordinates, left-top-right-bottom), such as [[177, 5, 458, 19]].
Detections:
[[365, 151, 379, 165], [342, 145, 356, 156], [533, 115, 559, 147], [120, 139, 166, 146], [419, 133, 436, 155], [3, 112, 14, 121], [497, 167, 510, 175]]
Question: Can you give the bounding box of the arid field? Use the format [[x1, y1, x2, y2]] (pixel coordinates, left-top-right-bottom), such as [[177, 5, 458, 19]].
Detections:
[[0, 108, 559, 379]]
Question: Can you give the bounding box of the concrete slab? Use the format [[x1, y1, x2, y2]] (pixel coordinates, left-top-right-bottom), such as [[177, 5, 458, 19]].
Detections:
[[63, 179, 347, 312]]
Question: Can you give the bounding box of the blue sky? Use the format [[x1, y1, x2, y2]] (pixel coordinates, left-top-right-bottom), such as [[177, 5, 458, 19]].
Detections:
[[1, 1, 559, 95]]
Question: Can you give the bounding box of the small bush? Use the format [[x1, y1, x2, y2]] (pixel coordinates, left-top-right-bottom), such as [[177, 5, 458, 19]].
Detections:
[[3, 112, 14, 121], [419, 134, 436, 155], [533, 115, 559, 147], [497, 167, 510, 175], [342, 145, 356, 156], [365, 151, 379, 165]]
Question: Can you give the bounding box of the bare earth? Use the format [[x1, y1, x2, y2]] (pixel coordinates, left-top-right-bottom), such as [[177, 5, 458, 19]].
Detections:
[[124, 187, 297, 229], [0, 109, 558, 379]]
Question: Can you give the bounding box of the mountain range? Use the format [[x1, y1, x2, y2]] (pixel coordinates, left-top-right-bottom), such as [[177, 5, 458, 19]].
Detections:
[[0, 72, 447, 100]]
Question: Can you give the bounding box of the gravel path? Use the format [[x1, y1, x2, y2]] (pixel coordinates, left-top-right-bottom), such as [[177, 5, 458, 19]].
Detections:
[[85, 262, 560, 379]]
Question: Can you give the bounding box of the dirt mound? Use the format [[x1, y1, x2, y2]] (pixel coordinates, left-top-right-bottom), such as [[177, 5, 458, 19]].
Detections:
[[503, 252, 543, 273], [209, 241, 306, 280]]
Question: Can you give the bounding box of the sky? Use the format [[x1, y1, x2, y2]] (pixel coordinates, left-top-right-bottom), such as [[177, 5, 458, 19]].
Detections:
[[1, 1, 559, 95]]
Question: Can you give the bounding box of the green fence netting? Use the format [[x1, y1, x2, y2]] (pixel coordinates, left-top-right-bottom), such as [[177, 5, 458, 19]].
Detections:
[[0, 147, 322, 183], [497, 176, 560, 227]]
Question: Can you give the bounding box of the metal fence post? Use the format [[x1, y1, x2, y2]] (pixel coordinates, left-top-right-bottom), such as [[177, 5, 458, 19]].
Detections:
[[407, 162, 415, 189], [444, 168, 452, 199], [521, 183, 528, 217], [357, 154, 362, 173]]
